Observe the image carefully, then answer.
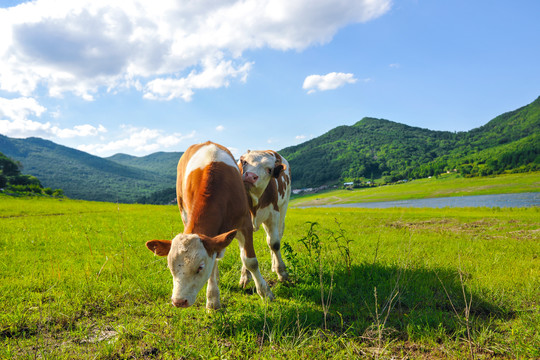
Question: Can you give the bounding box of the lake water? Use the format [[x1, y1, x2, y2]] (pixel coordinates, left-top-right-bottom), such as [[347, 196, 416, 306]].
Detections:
[[310, 192, 540, 209]]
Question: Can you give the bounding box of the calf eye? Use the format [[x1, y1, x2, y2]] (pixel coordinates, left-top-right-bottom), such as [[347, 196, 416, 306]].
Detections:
[[197, 264, 204, 274], [267, 168, 272, 174]]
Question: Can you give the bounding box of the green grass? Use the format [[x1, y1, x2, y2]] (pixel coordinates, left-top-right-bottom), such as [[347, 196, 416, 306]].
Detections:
[[1, 196, 539, 359], [290, 172, 540, 207]]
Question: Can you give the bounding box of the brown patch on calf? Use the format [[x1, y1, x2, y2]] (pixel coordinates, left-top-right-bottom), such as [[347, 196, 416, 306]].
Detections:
[[176, 141, 238, 219], [272, 164, 284, 178], [246, 150, 290, 217], [175, 142, 256, 259], [250, 177, 279, 216], [265, 151, 288, 178], [186, 163, 247, 235], [276, 172, 290, 198]]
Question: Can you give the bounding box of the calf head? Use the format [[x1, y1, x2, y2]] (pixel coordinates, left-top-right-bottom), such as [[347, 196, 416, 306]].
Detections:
[[146, 229, 237, 308], [239, 150, 287, 205]]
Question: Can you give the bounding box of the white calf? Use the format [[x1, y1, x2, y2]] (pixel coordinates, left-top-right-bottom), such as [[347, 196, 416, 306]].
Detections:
[[239, 150, 291, 282]]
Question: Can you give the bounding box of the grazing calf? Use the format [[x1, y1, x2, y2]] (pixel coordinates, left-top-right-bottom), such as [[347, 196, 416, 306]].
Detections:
[[146, 141, 273, 310], [238, 150, 291, 283]]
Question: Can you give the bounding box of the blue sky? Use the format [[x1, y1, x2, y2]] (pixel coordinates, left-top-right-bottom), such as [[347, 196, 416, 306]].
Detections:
[[0, 0, 538, 158]]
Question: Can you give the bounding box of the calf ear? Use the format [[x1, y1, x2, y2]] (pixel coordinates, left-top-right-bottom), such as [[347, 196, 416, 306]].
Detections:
[[146, 240, 172, 256], [273, 164, 286, 178], [238, 155, 245, 169], [201, 229, 237, 255]]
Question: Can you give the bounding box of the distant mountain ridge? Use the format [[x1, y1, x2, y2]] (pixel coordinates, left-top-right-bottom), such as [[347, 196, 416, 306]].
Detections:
[[0, 96, 538, 202], [0, 135, 179, 203], [280, 96, 540, 187], [106, 152, 181, 179], [280, 117, 456, 187]]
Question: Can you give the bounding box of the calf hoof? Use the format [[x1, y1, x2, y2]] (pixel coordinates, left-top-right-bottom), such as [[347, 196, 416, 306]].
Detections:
[[239, 270, 252, 288], [265, 289, 275, 301], [276, 270, 289, 282], [206, 301, 221, 311], [239, 276, 252, 288], [257, 286, 275, 301]]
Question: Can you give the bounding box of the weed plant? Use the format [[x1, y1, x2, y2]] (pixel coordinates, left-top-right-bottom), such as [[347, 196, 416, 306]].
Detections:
[[0, 196, 538, 359]]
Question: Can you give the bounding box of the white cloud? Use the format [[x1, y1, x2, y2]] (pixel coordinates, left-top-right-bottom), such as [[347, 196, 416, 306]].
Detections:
[[303, 72, 358, 94], [0, 117, 107, 139], [77, 127, 196, 155], [0, 118, 51, 138], [143, 56, 252, 101], [49, 109, 61, 118], [0, 117, 108, 139], [295, 135, 306, 140], [0, 96, 107, 138], [55, 124, 107, 139], [0, 96, 45, 120], [0, 0, 391, 101], [216, 125, 225, 132]]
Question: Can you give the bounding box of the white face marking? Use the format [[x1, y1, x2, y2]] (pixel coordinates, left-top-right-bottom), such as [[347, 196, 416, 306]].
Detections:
[[167, 234, 216, 307], [241, 151, 277, 193], [184, 144, 238, 185]]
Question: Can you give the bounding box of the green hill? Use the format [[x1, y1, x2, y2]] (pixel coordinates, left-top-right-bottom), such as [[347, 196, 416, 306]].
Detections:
[[1, 97, 538, 202], [106, 152, 182, 204], [106, 152, 182, 179], [0, 135, 176, 203], [280, 118, 457, 187], [280, 96, 540, 188]]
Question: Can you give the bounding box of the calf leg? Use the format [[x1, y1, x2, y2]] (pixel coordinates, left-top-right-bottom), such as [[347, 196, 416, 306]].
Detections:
[[236, 230, 274, 300], [262, 221, 289, 281], [239, 263, 252, 288], [206, 259, 221, 310]]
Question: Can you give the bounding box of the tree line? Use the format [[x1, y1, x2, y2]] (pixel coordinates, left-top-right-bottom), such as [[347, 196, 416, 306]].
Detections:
[[0, 152, 64, 197]]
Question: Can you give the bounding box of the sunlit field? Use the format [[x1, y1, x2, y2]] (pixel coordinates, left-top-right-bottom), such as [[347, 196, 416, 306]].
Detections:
[[1, 196, 538, 359]]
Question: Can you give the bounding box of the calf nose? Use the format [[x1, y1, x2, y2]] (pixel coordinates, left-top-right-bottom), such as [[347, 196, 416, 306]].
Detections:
[[243, 172, 259, 184], [171, 298, 189, 308]]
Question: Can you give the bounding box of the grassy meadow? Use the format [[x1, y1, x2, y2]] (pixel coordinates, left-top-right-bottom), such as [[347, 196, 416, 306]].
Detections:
[[290, 172, 540, 207], [0, 195, 539, 359]]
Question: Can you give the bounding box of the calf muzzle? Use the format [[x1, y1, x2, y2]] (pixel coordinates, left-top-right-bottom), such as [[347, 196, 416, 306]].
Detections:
[[243, 172, 259, 184], [171, 298, 189, 308]]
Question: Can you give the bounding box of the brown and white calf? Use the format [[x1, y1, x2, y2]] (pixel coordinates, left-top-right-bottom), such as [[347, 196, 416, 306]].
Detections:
[[146, 141, 273, 310], [238, 150, 291, 283]]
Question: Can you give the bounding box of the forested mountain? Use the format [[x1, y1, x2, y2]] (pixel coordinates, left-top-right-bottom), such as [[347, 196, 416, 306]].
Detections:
[[106, 152, 182, 179], [0, 135, 176, 202], [1, 97, 537, 202], [105, 153, 182, 204], [281, 96, 540, 188], [136, 187, 177, 205]]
